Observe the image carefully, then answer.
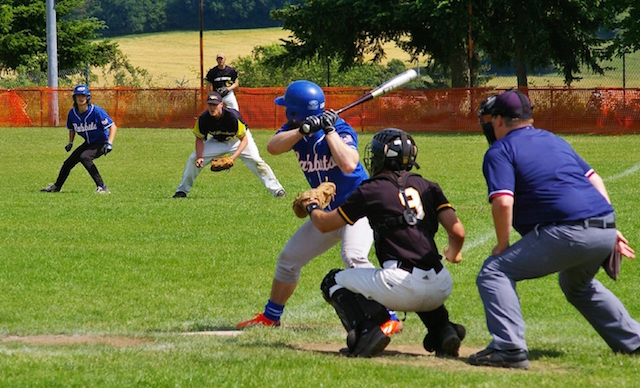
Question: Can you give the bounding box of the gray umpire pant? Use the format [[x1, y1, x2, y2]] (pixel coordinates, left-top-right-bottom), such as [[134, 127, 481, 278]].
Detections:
[[476, 213, 640, 353]]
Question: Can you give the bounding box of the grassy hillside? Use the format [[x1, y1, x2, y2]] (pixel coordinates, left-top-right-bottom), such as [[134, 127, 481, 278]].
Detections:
[[104, 27, 418, 88], [103, 28, 640, 88]]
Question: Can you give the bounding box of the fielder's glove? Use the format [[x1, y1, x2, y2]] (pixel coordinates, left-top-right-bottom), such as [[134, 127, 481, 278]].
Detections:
[[64, 142, 73, 152], [216, 87, 229, 97], [211, 156, 234, 172], [292, 182, 336, 218]]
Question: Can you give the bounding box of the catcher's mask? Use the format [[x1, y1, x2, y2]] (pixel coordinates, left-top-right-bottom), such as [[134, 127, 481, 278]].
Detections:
[[478, 89, 533, 145], [72, 84, 91, 108], [275, 80, 325, 126], [365, 128, 420, 176]]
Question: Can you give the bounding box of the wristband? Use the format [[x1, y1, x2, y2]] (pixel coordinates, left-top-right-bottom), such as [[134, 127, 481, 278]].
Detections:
[[323, 126, 336, 135], [306, 203, 320, 215]]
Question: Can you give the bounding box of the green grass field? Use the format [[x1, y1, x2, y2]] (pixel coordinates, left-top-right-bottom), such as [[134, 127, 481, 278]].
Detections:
[[1, 127, 639, 387]]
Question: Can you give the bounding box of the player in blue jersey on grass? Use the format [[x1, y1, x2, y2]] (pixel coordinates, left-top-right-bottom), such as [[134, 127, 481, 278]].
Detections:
[[469, 89, 640, 369], [237, 81, 402, 336], [42, 85, 117, 194]]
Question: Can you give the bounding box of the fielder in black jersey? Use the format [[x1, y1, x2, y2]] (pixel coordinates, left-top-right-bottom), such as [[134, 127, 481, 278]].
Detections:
[[173, 92, 284, 198], [205, 53, 239, 111], [308, 128, 466, 358]]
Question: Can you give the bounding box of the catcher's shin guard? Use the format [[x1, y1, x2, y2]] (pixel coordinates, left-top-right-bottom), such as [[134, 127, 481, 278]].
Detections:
[[321, 269, 390, 337]]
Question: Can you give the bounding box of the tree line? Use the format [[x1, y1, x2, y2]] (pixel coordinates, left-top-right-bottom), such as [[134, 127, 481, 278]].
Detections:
[[1, 0, 639, 89], [71, 0, 287, 37]]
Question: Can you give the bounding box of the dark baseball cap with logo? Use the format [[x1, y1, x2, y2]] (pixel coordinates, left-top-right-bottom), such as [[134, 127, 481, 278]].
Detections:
[[490, 90, 533, 118], [207, 92, 223, 105]]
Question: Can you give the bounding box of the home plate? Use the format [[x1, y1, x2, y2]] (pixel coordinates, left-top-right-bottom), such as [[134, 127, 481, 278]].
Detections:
[[182, 331, 244, 337]]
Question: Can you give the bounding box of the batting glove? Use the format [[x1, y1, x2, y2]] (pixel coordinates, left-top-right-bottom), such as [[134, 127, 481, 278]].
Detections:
[[64, 142, 73, 152], [321, 110, 338, 128], [102, 142, 113, 155], [300, 115, 322, 135]]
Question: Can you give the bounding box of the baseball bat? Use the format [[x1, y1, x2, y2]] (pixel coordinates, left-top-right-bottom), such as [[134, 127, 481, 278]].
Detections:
[[300, 69, 418, 133], [335, 68, 418, 115]]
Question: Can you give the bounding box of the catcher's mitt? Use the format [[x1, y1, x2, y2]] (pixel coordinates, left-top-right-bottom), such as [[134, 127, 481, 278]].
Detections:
[[292, 182, 336, 218], [211, 156, 234, 172]]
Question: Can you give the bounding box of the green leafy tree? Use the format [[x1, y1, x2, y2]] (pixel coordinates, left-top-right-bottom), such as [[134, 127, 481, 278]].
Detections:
[[164, 0, 287, 32], [270, 0, 473, 87], [75, 0, 167, 37], [270, 0, 640, 88], [234, 43, 431, 88], [0, 0, 117, 73], [604, 1, 640, 55], [474, 0, 637, 86]]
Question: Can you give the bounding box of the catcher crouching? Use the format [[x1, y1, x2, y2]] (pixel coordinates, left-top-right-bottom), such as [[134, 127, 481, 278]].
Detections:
[[173, 92, 285, 198], [303, 128, 466, 358]]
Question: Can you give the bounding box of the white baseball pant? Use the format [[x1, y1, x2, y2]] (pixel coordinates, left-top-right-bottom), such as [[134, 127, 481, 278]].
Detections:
[[175, 129, 284, 196], [223, 91, 239, 111], [274, 217, 375, 284], [333, 260, 453, 313]]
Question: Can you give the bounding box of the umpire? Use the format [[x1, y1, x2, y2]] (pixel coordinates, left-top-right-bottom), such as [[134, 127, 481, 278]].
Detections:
[[469, 90, 640, 369]]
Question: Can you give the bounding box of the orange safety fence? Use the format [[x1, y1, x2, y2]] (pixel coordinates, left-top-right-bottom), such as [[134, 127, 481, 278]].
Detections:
[[1, 87, 640, 134]]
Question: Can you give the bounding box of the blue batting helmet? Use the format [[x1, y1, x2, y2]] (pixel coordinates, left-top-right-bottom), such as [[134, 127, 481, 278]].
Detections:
[[275, 80, 325, 126], [72, 84, 91, 106]]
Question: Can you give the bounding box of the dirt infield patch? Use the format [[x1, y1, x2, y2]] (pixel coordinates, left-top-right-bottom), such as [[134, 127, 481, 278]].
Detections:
[[182, 330, 244, 337], [1, 335, 152, 348], [296, 342, 483, 367]]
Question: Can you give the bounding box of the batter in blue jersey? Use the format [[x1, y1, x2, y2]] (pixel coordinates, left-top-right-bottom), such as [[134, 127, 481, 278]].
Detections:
[[41, 85, 117, 194], [468, 90, 639, 370], [285, 119, 367, 210], [238, 80, 403, 337]]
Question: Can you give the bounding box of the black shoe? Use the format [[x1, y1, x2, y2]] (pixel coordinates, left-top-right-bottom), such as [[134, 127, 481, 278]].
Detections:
[[173, 191, 187, 198], [424, 322, 466, 357], [349, 327, 390, 358], [41, 183, 60, 192], [452, 323, 466, 341], [436, 324, 462, 358], [468, 347, 530, 369]]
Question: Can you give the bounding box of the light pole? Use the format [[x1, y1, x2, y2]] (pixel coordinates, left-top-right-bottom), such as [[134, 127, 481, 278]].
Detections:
[[199, 0, 204, 93], [46, 0, 59, 125]]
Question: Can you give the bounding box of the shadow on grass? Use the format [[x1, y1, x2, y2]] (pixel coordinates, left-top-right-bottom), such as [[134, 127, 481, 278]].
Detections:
[[528, 348, 564, 360]]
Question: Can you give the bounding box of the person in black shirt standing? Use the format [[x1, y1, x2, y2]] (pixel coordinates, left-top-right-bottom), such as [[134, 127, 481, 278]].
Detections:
[[205, 53, 239, 111]]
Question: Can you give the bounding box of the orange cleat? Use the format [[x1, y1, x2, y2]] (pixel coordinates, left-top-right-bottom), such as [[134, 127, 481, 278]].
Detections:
[[380, 319, 403, 336], [237, 313, 281, 328]]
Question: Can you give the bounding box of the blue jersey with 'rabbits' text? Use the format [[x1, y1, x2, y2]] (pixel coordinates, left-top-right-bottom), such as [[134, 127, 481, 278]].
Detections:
[[277, 118, 369, 210], [66, 104, 114, 145]]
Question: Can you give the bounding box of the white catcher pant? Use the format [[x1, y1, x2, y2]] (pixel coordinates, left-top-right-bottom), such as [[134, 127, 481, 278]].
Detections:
[[176, 129, 284, 196], [274, 217, 375, 284], [334, 260, 453, 313]]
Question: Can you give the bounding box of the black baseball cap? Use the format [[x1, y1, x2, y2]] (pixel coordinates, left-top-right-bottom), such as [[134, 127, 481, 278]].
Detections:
[[207, 92, 223, 105], [490, 90, 533, 118]]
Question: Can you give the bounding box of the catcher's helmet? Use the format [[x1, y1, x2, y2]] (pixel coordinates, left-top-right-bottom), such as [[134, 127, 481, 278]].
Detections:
[[72, 84, 91, 106], [275, 80, 325, 126], [365, 128, 420, 176]]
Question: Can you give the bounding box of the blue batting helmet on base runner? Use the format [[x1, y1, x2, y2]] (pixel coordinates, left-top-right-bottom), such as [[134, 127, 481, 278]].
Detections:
[[275, 80, 325, 126], [72, 84, 91, 106]]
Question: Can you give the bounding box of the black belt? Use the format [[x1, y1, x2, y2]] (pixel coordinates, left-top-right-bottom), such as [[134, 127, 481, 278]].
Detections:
[[398, 260, 443, 274], [563, 218, 616, 229]]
